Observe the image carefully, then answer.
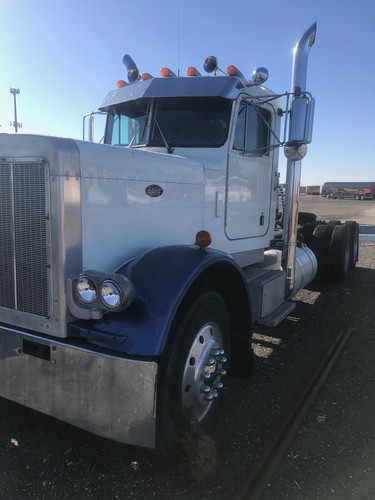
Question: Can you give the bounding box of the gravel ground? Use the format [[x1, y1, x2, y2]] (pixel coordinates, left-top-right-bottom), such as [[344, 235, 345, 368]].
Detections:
[[0, 199, 374, 499], [264, 244, 375, 499], [298, 195, 375, 225]]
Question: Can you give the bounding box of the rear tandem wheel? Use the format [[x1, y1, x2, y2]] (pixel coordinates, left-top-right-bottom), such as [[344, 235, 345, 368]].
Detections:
[[308, 220, 358, 283], [310, 220, 339, 277], [329, 224, 352, 283], [343, 220, 359, 270]]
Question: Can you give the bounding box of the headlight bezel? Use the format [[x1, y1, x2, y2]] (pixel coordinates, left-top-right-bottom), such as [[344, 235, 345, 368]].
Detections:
[[72, 270, 135, 313]]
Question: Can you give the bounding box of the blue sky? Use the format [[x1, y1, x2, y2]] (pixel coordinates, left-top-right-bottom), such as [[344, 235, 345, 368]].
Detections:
[[1, 0, 374, 185]]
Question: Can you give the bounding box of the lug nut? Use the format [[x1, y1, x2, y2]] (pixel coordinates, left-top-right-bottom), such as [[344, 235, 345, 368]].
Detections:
[[210, 348, 220, 356], [200, 384, 211, 393], [205, 390, 218, 400]]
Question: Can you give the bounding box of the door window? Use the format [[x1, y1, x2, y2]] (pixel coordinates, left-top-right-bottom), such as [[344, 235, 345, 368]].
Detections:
[[233, 103, 271, 155]]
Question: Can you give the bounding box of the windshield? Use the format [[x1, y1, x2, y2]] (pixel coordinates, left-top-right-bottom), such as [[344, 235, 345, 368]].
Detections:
[[105, 96, 232, 148]]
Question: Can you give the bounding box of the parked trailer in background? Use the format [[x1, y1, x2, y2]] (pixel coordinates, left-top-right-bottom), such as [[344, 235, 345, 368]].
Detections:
[[321, 182, 375, 200]]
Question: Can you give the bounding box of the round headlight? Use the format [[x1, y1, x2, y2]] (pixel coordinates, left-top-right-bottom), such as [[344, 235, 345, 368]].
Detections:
[[100, 280, 122, 309], [76, 276, 97, 304]]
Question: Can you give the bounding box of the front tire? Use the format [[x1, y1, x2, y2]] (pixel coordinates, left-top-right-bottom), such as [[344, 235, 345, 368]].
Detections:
[[156, 291, 231, 455]]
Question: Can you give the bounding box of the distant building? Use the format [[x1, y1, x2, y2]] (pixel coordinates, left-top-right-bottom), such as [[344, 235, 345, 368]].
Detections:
[[300, 185, 321, 195]]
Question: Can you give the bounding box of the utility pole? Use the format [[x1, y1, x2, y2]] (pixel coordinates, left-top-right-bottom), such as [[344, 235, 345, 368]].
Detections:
[[9, 87, 22, 133]]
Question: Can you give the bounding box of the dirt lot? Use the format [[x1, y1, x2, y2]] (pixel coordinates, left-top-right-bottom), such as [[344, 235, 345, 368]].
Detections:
[[299, 194, 375, 225], [0, 198, 374, 499], [264, 246, 375, 499]]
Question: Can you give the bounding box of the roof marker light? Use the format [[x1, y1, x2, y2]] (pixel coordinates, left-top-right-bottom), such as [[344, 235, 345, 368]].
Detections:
[[160, 67, 177, 77], [187, 66, 201, 77], [117, 80, 127, 88], [141, 73, 153, 81], [226, 65, 245, 78]]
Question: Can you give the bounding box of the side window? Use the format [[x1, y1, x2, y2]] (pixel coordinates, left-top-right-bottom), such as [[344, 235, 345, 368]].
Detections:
[[110, 115, 147, 146], [233, 102, 271, 155]]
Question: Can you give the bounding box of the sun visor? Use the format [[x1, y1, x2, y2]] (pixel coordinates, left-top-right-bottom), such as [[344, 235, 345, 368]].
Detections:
[[99, 76, 240, 112]]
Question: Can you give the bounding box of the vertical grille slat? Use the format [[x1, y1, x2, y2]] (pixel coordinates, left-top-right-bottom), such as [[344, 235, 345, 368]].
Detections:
[[0, 160, 49, 317], [0, 164, 15, 309]]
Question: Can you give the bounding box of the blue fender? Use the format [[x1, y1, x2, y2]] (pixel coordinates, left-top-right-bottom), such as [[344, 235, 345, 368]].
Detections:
[[69, 245, 246, 356]]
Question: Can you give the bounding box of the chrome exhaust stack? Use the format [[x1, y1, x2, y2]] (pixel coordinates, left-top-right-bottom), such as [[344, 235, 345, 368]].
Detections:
[[282, 23, 317, 296]]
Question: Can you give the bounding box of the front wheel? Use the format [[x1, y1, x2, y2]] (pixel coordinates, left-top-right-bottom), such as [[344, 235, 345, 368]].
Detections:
[[156, 291, 231, 455]]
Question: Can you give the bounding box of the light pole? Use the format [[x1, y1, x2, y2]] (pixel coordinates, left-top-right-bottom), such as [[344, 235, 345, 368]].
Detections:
[[9, 87, 22, 133]]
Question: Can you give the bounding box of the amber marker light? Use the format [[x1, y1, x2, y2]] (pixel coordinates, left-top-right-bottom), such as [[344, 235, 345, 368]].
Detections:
[[160, 67, 176, 77], [226, 65, 244, 78], [195, 230, 212, 248], [141, 73, 153, 81], [187, 66, 201, 77], [117, 80, 127, 88], [160, 67, 170, 77]]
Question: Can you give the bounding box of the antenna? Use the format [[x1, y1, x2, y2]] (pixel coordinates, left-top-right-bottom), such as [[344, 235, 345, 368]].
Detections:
[[177, 0, 180, 76]]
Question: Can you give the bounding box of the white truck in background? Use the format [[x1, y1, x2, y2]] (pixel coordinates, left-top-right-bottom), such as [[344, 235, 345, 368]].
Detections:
[[0, 23, 358, 454]]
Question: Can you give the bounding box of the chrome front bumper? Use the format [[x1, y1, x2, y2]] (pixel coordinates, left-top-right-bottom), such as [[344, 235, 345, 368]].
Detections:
[[0, 325, 158, 448]]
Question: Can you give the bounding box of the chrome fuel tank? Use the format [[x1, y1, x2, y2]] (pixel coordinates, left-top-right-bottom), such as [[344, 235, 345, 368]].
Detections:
[[292, 245, 317, 296]]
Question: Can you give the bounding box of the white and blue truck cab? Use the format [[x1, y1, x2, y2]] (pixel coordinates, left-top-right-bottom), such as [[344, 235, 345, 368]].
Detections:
[[0, 23, 358, 453]]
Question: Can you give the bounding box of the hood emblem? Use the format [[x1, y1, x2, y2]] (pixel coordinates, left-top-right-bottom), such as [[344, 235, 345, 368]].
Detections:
[[145, 184, 163, 198]]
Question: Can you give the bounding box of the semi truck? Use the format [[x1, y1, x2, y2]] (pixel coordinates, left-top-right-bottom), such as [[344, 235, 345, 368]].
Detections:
[[0, 23, 359, 454]]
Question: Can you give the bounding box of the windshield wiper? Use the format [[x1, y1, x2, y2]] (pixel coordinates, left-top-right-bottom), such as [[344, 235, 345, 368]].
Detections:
[[153, 116, 174, 154]]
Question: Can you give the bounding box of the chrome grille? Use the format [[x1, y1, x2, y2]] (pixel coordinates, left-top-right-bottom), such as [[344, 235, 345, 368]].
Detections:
[[0, 160, 49, 317]]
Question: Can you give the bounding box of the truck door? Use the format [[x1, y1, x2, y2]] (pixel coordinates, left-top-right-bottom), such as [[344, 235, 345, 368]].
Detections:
[[225, 101, 275, 240]]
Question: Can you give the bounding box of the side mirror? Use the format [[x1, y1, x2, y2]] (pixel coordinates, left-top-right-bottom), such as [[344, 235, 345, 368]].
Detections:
[[288, 95, 315, 144]]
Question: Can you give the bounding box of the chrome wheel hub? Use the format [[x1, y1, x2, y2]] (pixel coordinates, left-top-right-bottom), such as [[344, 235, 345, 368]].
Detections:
[[181, 322, 227, 422]]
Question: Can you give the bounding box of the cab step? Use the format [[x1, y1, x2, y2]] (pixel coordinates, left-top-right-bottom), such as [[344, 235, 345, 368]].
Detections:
[[256, 301, 296, 327]]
